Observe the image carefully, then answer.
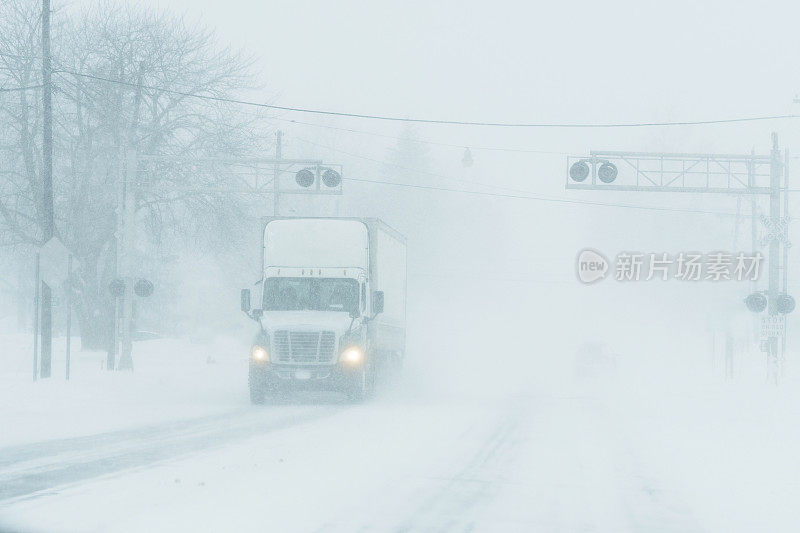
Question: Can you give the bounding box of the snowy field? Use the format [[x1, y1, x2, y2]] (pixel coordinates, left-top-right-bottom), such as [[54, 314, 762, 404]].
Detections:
[[2, 334, 800, 532]]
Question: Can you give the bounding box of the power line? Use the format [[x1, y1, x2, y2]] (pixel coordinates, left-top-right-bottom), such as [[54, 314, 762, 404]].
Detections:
[[294, 136, 549, 196], [55, 71, 565, 155], [0, 51, 41, 61], [0, 84, 43, 93], [54, 68, 800, 129], [279, 117, 570, 154]]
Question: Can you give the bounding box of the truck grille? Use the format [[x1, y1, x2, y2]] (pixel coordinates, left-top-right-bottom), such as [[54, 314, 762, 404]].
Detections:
[[273, 330, 336, 364]]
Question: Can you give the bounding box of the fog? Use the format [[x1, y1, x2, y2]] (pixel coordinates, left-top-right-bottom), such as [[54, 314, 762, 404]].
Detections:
[[3, 0, 800, 531]]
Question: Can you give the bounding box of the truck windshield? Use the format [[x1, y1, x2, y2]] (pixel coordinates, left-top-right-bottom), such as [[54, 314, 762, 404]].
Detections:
[[262, 278, 359, 314]]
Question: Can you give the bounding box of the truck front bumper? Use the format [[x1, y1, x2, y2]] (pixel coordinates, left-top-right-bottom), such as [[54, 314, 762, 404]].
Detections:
[[249, 361, 361, 391]]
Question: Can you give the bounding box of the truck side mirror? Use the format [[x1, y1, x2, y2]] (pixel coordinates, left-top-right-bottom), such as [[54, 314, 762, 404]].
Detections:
[[241, 289, 251, 313], [372, 291, 384, 315]]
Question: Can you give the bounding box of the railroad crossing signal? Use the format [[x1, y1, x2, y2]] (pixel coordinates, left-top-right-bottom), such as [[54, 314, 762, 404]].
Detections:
[[597, 162, 618, 183], [568, 159, 618, 185], [569, 160, 590, 182], [134, 278, 154, 298], [293, 166, 343, 192], [108, 277, 154, 298], [295, 168, 315, 187], [743, 291, 794, 314], [745, 292, 768, 313], [776, 294, 796, 314]]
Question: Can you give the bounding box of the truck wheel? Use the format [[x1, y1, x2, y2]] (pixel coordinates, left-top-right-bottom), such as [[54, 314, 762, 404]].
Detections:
[[249, 368, 267, 405], [346, 366, 370, 403], [250, 385, 266, 404], [386, 351, 403, 383]]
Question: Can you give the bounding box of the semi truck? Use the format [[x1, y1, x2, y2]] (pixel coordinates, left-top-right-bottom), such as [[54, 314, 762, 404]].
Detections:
[[240, 217, 407, 403]]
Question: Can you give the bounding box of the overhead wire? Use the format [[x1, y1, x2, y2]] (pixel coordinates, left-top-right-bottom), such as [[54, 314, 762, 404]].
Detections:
[[293, 136, 548, 196], [52, 68, 800, 129], [0, 84, 42, 92]]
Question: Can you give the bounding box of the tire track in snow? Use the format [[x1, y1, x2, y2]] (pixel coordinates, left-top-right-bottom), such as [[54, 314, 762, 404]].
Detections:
[[0, 404, 343, 503], [391, 406, 527, 532], [0, 408, 253, 470]]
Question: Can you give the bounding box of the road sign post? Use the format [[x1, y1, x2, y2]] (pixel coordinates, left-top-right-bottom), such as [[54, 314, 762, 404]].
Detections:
[[65, 254, 72, 380], [33, 253, 40, 382], [37, 236, 70, 379]]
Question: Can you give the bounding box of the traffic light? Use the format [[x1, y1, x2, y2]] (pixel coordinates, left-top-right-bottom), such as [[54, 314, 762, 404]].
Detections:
[[776, 294, 795, 314], [744, 292, 767, 313], [108, 278, 125, 298], [321, 168, 341, 187], [598, 162, 618, 183], [134, 278, 154, 298], [295, 168, 315, 188], [569, 160, 590, 182]]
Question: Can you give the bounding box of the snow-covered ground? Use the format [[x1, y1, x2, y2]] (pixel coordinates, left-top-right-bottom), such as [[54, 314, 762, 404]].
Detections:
[[2, 333, 800, 532], [0, 333, 251, 448]]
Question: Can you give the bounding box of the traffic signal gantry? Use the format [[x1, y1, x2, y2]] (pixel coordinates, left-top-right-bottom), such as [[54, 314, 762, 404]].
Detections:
[[566, 133, 793, 378]]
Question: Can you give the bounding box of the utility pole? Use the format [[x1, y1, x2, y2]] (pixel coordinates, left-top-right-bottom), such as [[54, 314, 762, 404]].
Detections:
[[40, 0, 54, 378], [116, 64, 144, 371], [273, 130, 282, 216], [117, 149, 137, 371]]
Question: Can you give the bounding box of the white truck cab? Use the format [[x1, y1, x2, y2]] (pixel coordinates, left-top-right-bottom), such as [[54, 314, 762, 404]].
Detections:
[[240, 217, 406, 403]]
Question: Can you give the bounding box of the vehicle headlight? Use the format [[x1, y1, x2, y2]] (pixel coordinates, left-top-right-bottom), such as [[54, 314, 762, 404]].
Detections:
[[339, 346, 364, 365], [251, 345, 269, 362]]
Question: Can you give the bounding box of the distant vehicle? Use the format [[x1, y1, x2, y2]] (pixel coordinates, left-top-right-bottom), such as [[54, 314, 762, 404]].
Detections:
[[240, 217, 407, 403]]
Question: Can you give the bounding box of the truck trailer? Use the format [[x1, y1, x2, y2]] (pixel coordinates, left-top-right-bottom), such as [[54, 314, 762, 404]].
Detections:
[[240, 217, 407, 403]]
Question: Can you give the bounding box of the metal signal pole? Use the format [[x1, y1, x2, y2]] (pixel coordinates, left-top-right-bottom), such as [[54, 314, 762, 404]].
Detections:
[[40, 0, 54, 378], [274, 130, 282, 216], [768, 133, 782, 379]]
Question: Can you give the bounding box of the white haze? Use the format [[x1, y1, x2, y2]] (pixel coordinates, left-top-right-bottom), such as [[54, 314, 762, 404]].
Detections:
[[3, 0, 800, 532]]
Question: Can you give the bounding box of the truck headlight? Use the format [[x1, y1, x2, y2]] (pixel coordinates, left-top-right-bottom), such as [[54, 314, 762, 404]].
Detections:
[[339, 346, 364, 365], [251, 345, 269, 362]]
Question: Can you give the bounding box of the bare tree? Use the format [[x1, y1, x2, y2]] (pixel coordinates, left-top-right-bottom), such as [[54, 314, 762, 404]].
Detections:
[[0, 0, 269, 348]]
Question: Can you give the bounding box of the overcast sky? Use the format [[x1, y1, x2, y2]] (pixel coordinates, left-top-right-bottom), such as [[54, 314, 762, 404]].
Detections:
[[112, 0, 800, 170], [132, 0, 800, 124]]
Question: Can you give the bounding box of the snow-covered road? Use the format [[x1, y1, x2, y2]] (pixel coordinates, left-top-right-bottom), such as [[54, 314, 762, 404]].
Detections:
[[2, 392, 667, 532], [3, 336, 800, 532], [0, 404, 341, 501]]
